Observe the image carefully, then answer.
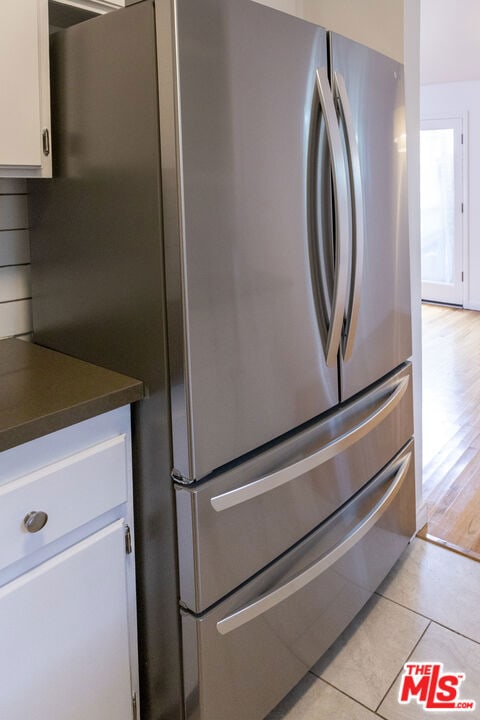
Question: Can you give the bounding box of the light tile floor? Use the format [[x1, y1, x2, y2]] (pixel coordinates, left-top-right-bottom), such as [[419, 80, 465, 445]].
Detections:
[[266, 538, 480, 719]]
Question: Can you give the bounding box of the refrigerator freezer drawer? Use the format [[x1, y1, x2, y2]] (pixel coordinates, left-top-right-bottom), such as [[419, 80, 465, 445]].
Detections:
[[176, 363, 413, 612], [181, 441, 415, 720]]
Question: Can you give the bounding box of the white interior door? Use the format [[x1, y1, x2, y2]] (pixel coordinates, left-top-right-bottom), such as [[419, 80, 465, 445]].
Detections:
[[420, 118, 464, 305]]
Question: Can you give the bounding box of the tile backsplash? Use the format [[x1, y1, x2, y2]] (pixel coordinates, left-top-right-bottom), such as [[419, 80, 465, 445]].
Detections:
[[0, 179, 32, 339]]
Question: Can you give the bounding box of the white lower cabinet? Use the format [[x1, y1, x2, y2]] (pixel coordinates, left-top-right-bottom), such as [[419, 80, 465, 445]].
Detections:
[[0, 521, 133, 720], [0, 407, 139, 720]]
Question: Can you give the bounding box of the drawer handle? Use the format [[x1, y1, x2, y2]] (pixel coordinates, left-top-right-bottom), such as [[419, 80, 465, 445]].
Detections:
[[216, 451, 412, 635], [23, 511, 49, 533], [211, 374, 410, 511]]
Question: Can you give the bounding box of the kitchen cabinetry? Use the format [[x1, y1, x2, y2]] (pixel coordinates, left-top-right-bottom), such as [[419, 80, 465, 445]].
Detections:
[[0, 407, 139, 720], [52, 0, 140, 15], [0, 0, 51, 178]]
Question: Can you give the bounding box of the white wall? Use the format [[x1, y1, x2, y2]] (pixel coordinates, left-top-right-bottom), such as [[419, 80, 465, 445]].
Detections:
[[422, 81, 480, 310], [0, 179, 32, 338], [405, 0, 424, 528], [421, 0, 480, 85], [252, 0, 404, 61]]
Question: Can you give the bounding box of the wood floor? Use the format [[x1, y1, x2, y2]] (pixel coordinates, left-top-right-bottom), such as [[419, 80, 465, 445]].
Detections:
[[419, 303, 480, 561]]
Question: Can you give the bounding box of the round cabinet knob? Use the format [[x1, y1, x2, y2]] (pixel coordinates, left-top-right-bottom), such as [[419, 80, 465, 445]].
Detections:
[[23, 511, 49, 533]]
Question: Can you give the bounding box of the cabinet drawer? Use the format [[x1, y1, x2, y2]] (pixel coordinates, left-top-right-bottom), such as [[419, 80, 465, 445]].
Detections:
[[0, 434, 127, 571]]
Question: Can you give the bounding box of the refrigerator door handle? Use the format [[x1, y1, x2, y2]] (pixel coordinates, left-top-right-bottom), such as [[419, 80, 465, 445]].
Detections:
[[216, 451, 411, 636], [315, 67, 350, 367], [211, 374, 409, 511], [333, 71, 365, 362]]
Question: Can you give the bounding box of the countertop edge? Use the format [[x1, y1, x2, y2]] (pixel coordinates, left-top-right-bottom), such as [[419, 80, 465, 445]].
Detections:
[[0, 339, 145, 453]]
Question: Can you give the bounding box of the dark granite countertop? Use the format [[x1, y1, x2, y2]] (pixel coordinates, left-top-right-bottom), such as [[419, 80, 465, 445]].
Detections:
[[0, 338, 144, 452]]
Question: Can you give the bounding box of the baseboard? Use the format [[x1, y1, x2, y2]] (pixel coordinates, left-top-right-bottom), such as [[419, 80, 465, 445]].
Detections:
[[415, 501, 428, 533]]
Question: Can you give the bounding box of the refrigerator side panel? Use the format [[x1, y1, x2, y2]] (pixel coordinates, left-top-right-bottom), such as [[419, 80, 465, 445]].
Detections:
[[29, 5, 183, 720], [160, 0, 337, 480], [331, 34, 412, 398]]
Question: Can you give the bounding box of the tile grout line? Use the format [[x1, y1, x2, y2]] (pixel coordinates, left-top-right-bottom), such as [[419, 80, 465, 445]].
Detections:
[[373, 619, 432, 714], [308, 617, 435, 718], [0, 263, 31, 269], [0, 297, 32, 305], [421, 619, 480, 646], [374, 591, 480, 647], [373, 590, 434, 623], [308, 673, 385, 717]]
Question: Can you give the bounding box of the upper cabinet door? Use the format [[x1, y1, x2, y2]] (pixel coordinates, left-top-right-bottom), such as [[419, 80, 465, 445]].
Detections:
[[0, 0, 51, 178], [330, 34, 412, 400]]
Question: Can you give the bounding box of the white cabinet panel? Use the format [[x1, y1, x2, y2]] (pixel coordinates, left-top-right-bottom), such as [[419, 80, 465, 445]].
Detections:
[[0, 521, 133, 720], [0, 434, 128, 570], [54, 0, 140, 14], [0, 0, 51, 177]]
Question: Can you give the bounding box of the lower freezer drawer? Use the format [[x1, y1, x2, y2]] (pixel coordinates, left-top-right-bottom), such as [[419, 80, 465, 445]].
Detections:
[[177, 363, 413, 612], [181, 440, 415, 720]]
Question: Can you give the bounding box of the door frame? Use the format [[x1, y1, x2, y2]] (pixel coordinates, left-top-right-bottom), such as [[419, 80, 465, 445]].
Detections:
[[420, 113, 468, 307]]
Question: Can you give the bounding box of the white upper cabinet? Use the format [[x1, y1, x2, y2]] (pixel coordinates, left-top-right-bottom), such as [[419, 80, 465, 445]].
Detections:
[[0, 0, 51, 178], [53, 0, 140, 14]]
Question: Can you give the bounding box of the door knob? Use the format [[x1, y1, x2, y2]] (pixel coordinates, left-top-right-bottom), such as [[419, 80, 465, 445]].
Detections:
[[23, 511, 49, 533]]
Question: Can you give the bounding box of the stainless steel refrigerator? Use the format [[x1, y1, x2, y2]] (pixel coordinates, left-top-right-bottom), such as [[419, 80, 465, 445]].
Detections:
[[29, 1, 415, 719]]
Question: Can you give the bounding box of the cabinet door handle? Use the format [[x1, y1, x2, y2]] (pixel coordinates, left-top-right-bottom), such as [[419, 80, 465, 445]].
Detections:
[[23, 511, 49, 533], [42, 128, 50, 156]]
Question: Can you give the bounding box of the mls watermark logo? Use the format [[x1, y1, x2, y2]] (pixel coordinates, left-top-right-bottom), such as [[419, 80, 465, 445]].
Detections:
[[398, 663, 476, 711]]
